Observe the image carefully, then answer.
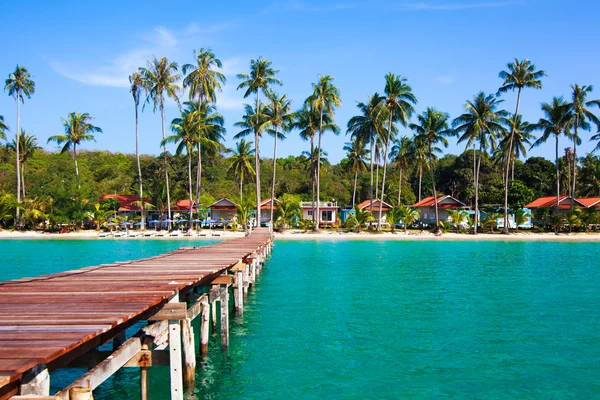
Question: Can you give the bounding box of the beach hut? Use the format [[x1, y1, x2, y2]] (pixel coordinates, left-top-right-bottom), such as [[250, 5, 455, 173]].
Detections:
[[357, 198, 393, 225], [209, 198, 238, 222], [576, 197, 600, 210], [259, 198, 277, 227], [98, 194, 150, 217], [299, 200, 339, 227], [413, 195, 466, 226], [525, 196, 587, 214], [170, 199, 197, 219]]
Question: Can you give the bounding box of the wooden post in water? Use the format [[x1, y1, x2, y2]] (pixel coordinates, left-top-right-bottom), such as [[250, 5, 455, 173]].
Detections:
[[200, 297, 210, 355], [211, 299, 217, 333], [231, 262, 244, 316], [181, 317, 196, 389], [212, 275, 233, 349], [19, 363, 50, 396], [168, 293, 184, 400], [140, 337, 151, 400], [70, 387, 94, 400]]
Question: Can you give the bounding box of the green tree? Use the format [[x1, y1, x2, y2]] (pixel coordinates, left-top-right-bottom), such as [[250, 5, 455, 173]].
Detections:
[[453, 91, 506, 233], [344, 138, 369, 207], [507, 180, 535, 210], [497, 58, 545, 233], [378, 73, 416, 231], [389, 136, 413, 205], [47, 112, 102, 189], [4, 65, 35, 226], [129, 71, 147, 229], [7, 130, 40, 199], [0, 116, 8, 140], [531, 97, 573, 213], [513, 208, 530, 232], [307, 75, 341, 231], [411, 108, 453, 230], [264, 91, 293, 228], [275, 194, 301, 230], [182, 48, 226, 104], [140, 56, 181, 227], [447, 209, 468, 232], [228, 140, 255, 201], [346, 205, 374, 233], [0, 193, 16, 229], [568, 84, 600, 206], [497, 113, 536, 180], [396, 205, 420, 233], [237, 57, 282, 221]]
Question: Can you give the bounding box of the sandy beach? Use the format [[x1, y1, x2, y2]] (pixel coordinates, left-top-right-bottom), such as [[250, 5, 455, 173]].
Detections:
[[0, 229, 599, 242]]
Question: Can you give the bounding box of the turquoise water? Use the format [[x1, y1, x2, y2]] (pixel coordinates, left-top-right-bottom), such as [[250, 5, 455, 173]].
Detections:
[[1, 239, 599, 399]]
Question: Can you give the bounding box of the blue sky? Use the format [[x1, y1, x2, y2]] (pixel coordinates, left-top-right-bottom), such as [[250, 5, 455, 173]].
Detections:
[[1, 0, 599, 163]]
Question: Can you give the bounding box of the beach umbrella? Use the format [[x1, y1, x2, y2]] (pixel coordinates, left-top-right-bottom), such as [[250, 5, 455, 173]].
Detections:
[[149, 219, 160, 224], [190, 219, 202, 222], [106, 222, 116, 226], [134, 222, 143, 226], [121, 222, 133, 226]]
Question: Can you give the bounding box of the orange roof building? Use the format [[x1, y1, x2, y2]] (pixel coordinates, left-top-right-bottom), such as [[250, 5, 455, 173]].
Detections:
[[98, 194, 149, 212], [413, 195, 466, 209], [525, 196, 586, 209], [357, 198, 392, 211]]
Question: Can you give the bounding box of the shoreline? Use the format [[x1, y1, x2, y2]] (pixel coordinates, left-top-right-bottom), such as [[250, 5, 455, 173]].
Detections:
[[1, 229, 599, 242]]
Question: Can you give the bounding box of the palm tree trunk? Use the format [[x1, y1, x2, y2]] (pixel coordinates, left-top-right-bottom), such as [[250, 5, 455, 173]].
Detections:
[[571, 120, 578, 208], [315, 109, 324, 232], [352, 169, 358, 208], [377, 114, 393, 231], [310, 135, 316, 224], [15, 99, 20, 227], [188, 151, 193, 226], [21, 163, 26, 199], [472, 144, 476, 232], [375, 157, 380, 200], [418, 163, 423, 202], [503, 88, 522, 233], [135, 102, 144, 230], [73, 144, 80, 190], [161, 102, 172, 230], [429, 143, 440, 229], [240, 177, 243, 202], [397, 166, 403, 205], [556, 133, 560, 215], [195, 142, 202, 226], [474, 144, 482, 234], [369, 137, 374, 211], [254, 92, 261, 228], [270, 128, 278, 231]]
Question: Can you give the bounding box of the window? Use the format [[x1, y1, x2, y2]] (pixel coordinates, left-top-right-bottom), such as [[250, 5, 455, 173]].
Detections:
[[307, 210, 313, 216], [424, 212, 428, 219], [321, 210, 333, 222]]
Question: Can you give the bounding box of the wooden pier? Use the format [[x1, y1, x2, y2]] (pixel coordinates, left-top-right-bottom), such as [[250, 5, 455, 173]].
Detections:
[[0, 229, 273, 400]]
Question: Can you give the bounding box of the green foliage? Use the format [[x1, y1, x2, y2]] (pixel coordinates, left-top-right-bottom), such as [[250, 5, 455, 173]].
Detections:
[[507, 180, 535, 210], [447, 209, 468, 232], [514, 208, 530, 232], [275, 194, 301, 230], [345, 206, 374, 233]]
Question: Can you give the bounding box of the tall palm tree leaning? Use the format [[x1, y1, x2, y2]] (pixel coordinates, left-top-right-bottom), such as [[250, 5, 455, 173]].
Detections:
[[389, 136, 413, 205], [343, 138, 369, 207], [347, 93, 387, 211], [307, 75, 341, 231], [228, 140, 255, 201], [129, 72, 147, 229], [293, 104, 338, 224], [568, 84, 600, 207], [237, 57, 282, 227], [453, 92, 506, 234], [140, 57, 181, 229], [7, 131, 41, 198], [182, 48, 226, 212], [411, 108, 453, 231], [47, 112, 102, 189], [378, 73, 416, 231], [531, 97, 573, 214], [264, 91, 293, 230], [4, 65, 35, 227], [497, 58, 545, 233]]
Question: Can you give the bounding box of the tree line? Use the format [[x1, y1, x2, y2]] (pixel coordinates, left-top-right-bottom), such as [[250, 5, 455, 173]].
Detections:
[[2, 53, 600, 232]]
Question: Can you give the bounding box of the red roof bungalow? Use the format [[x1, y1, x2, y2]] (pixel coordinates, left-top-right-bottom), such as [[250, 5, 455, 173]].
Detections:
[[98, 194, 149, 212], [413, 195, 466, 225], [525, 196, 587, 210], [357, 198, 392, 211], [259, 198, 277, 225], [575, 197, 600, 209], [209, 198, 238, 221], [171, 199, 197, 212]]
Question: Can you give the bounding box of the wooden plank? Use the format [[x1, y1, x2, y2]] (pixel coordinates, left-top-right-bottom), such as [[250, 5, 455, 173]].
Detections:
[[147, 302, 187, 321], [211, 276, 233, 286]]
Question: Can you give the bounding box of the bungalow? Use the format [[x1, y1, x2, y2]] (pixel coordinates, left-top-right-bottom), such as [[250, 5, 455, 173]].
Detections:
[[98, 194, 149, 215], [170, 199, 197, 215], [300, 200, 339, 226], [357, 198, 393, 224], [209, 198, 238, 222], [413, 195, 467, 226], [575, 197, 600, 210], [259, 198, 277, 226], [525, 196, 587, 213]]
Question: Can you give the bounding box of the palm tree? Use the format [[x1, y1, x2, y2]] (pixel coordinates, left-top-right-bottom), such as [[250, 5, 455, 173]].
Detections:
[[347, 94, 388, 211], [4, 65, 35, 226], [396, 205, 420, 233], [182, 48, 226, 104], [513, 208, 530, 232], [568, 84, 600, 207], [389, 136, 413, 205], [346, 206, 374, 233], [237, 57, 282, 225], [140, 57, 181, 228], [7, 131, 40, 198], [412, 135, 430, 202], [411, 108, 453, 230], [344, 138, 369, 207], [129, 71, 147, 229], [378, 73, 417, 231], [294, 103, 338, 223], [228, 139, 255, 201], [531, 97, 573, 214], [0, 116, 8, 140], [47, 112, 102, 189], [0, 193, 16, 229], [496, 113, 536, 180], [264, 91, 293, 229], [163, 103, 202, 221], [453, 92, 506, 233], [307, 75, 341, 231], [497, 58, 545, 233], [447, 209, 468, 233]]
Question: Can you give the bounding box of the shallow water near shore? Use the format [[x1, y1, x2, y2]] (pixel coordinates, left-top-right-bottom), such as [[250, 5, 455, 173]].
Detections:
[[1, 239, 599, 399]]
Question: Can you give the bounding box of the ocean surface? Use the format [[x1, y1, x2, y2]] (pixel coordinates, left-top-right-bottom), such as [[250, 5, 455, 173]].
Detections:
[[1, 238, 598, 399]]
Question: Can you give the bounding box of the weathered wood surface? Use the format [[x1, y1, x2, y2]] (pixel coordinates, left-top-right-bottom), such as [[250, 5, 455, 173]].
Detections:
[[0, 230, 271, 399]]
